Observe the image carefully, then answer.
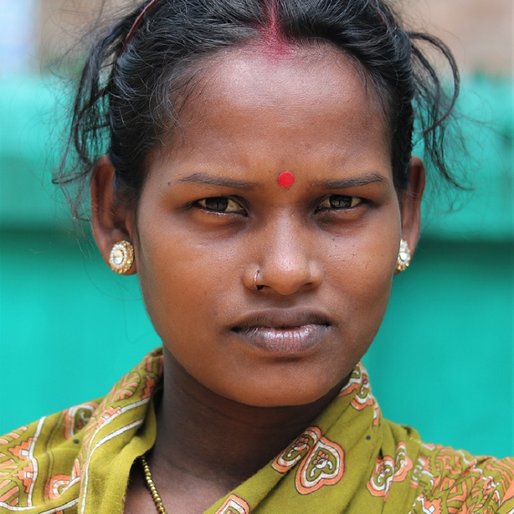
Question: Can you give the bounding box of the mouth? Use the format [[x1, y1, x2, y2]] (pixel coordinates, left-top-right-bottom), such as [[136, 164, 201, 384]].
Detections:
[[231, 310, 332, 355]]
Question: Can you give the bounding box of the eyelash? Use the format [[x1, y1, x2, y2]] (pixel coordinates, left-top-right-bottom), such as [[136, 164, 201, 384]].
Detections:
[[194, 195, 363, 215], [315, 195, 363, 212], [194, 197, 247, 215]]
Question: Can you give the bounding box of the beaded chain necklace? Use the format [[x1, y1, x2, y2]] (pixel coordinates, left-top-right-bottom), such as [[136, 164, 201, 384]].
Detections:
[[139, 455, 168, 514]]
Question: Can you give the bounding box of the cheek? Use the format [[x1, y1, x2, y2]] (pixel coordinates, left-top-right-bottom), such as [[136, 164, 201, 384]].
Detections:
[[325, 212, 400, 327], [138, 244, 207, 313], [134, 220, 237, 344], [328, 205, 400, 266]]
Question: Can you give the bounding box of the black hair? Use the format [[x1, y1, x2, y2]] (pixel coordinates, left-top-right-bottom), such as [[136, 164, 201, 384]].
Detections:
[[54, 0, 460, 219]]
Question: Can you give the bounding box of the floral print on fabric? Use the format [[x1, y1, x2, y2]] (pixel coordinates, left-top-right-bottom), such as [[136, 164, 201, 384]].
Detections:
[[1, 355, 513, 514], [0, 423, 42, 508], [272, 426, 345, 495], [296, 430, 345, 494], [408, 445, 514, 514], [215, 494, 251, 514], [367, 442, 414, 498], [0, 349, 163, 513], [339, 363, 380, 425]]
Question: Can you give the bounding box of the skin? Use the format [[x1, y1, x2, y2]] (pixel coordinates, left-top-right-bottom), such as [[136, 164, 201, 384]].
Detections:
[[92, 43, 424, 513]]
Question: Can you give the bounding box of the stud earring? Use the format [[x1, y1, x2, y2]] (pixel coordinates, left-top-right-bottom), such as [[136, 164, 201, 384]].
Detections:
[[396, 238, 411, 273], [109, 240, 135, 275]]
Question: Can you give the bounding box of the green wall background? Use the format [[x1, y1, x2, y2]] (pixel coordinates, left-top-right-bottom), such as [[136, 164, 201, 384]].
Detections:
[[0, 76, 512, 457]]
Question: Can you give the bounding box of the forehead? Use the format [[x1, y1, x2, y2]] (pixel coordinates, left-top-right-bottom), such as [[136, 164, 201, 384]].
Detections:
[[156, 42, 390, 172], [193, 42, 383, 120]]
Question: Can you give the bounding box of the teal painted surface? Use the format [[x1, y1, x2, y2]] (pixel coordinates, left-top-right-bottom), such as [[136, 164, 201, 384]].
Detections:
[[0, 77, 70, 228], [420, 76, 514, 241], [0, 76, 512, 457]]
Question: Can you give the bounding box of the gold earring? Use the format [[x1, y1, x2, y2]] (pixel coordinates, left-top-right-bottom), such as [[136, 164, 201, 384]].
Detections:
[[396, 239, 411, 273], [109, 240, 135, 275]]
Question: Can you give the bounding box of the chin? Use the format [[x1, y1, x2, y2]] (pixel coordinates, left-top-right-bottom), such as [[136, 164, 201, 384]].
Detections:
[[221, 372, 346, 408]]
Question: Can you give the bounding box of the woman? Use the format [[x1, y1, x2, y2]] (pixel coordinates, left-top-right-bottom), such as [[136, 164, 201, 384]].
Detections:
[[1, 0, 512, 512]]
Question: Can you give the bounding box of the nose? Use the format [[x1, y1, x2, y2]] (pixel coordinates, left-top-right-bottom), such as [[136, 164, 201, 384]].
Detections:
[[250, 215, 322, 296]]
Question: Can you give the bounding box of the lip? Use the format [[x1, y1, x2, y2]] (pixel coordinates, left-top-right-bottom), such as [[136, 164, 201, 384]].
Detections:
[[231, 309, 332, 355]]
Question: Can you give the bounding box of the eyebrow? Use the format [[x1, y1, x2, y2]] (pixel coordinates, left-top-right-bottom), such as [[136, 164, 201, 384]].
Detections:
[[313, 172, 386, 189], [178, 172, 256, 190], [177, 171, 386, 190]]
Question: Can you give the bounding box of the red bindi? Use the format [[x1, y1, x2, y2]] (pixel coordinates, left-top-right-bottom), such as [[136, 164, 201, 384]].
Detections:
[[277, 171, 296, 189]]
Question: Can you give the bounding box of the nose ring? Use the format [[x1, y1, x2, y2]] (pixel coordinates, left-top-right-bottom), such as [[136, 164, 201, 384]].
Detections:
[[254, 269, 264, 291]]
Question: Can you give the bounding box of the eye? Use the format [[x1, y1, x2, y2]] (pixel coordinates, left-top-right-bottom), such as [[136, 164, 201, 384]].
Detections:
[[316, 195, 363, 211], [195, 197, 245, 214]]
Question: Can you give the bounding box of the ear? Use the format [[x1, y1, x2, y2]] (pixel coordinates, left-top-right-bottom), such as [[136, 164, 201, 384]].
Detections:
[[90, 156, 137, 274], [399, 156, 425, 256]]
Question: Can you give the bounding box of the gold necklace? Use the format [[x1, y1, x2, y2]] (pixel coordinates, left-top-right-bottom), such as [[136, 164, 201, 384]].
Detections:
[[139, 454, 168, 514]]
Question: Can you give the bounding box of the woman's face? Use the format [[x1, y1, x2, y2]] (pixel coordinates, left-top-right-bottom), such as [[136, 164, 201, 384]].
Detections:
[[118, 44, 420, 406]]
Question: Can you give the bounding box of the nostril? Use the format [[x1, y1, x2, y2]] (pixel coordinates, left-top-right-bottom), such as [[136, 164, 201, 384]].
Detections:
[[253, 262, 321, 297]]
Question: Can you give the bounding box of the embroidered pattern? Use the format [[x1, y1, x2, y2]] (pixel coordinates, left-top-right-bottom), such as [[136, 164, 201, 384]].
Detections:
[[45, 474, 72, 500], [272, 427, 319, 474], [367, 442, 413, 498], [296, 431, 345, 495], [273, 426, 345, 495], [0, 349, 163, 512], [215, 494, 251, 514], [0, 418, 44, 509], [63, 402, 97, 440], [338, 364, 380, 426], [407, 446, 514, 514]]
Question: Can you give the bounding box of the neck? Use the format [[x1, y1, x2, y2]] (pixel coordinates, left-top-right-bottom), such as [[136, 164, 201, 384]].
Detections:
[[151, 349, 343, 487]]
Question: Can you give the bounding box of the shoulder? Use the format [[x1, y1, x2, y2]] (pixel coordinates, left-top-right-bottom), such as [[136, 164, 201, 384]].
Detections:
[[410, 441, 514, 513], [0, 350, 162, 512], [375, 419, 514, 512], [0, 400, 99, 511]]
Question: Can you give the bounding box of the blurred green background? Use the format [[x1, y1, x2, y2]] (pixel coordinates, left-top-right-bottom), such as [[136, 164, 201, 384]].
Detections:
[[0, 0, 513, 459]]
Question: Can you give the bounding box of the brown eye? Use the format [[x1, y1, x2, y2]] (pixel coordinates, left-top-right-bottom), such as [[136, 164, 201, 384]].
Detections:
[[317, 195, 362, 211], [196, 197, 245, 214]]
